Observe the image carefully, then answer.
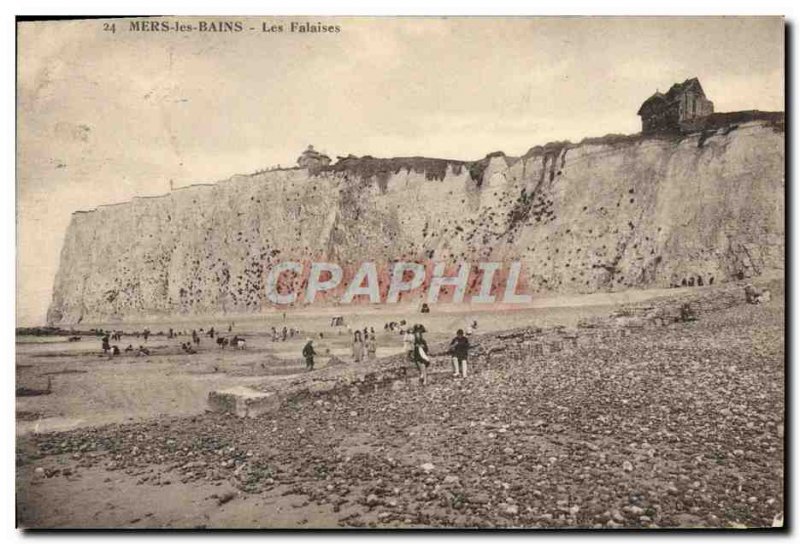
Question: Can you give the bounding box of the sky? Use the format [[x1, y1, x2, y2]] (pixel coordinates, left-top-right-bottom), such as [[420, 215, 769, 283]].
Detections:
[[16, 16, 784, 325]]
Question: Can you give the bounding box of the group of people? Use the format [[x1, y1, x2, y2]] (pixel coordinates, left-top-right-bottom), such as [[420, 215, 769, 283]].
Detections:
[[101, 337, 149, 358], [97, 322, 237, 349], [100, 323, 242, 358], [300, 322, 473, 386], [384, 320, 408, 333], [216, 335, 246, 350], [100, 317, 476, 384], [271, 326, 298, 342], [403, 324, 472, 385], [184, 333, 245, 353], [100, 330, 134, 355], [352, 328, 378, 362]]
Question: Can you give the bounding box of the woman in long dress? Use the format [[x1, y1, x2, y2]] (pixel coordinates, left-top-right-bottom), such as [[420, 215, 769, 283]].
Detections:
[[352, 330, 364, 362], [365, 333, 377, 361]]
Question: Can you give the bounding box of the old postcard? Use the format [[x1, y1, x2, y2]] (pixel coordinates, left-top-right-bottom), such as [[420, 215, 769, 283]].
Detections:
[[15, 16, 785, 529]]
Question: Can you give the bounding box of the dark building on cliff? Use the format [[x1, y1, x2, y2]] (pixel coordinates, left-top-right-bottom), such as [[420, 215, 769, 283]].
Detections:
[[297, 145, 331, 173], [637, 78, 714, 134]]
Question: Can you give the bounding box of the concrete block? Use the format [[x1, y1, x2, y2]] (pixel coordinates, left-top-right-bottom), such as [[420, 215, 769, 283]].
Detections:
[[208, 386, 280, 418]]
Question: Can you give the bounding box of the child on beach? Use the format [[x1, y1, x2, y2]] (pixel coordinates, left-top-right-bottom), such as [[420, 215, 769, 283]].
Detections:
[[448, 329, 470, 378], [413, 324, 431, 386]]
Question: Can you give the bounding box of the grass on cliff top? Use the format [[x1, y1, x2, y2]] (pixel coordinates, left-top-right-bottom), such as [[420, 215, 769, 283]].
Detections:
[[523, 110, 785, 157], [322, 151, 526, 185], [313, 111, 783, 186], [683, 110, 785, 133], [322, 155, 468, 183]]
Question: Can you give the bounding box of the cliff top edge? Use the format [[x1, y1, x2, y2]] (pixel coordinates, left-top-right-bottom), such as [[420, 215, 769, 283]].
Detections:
[[73, 111, 783, 215]]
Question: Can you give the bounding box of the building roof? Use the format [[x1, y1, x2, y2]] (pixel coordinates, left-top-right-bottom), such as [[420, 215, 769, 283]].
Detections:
[[637, 78, 706, 116], [665, 77, 704, 101], [636, 92, 666, 115]]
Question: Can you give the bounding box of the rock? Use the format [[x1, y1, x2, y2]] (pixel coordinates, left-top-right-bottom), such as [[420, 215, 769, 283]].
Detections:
[[622, 460, 634, 472], [504, 504, 519, 515], [420, 463, 435, 472], [443, 475, 460, 485], [365, 493, 381, 506], [470, 492, 490, 505], [34, 467, 45, 477], [217, 491, 236, 505], [626, 505, 644, 516]]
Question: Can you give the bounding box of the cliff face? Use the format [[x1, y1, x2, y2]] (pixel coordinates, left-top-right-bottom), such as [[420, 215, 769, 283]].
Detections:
[[47, 118, 785, 324]]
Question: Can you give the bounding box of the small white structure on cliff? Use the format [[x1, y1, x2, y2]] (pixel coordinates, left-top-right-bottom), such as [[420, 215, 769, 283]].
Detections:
[[297, 145, 331, 172]]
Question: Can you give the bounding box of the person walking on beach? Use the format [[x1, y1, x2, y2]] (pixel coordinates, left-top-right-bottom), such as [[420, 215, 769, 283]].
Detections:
[[302, 338, 316, 370], [101, 333, 111, 355], [403, 328, 415, 362], [448, 329, 470, 378], [365, 332, 377, 361], [413, 324, 431, 386], [352, 330, 364, 362]]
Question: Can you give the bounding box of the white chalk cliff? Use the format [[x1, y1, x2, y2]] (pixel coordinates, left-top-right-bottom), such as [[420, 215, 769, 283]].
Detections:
[[47, 115, 785, 324]]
